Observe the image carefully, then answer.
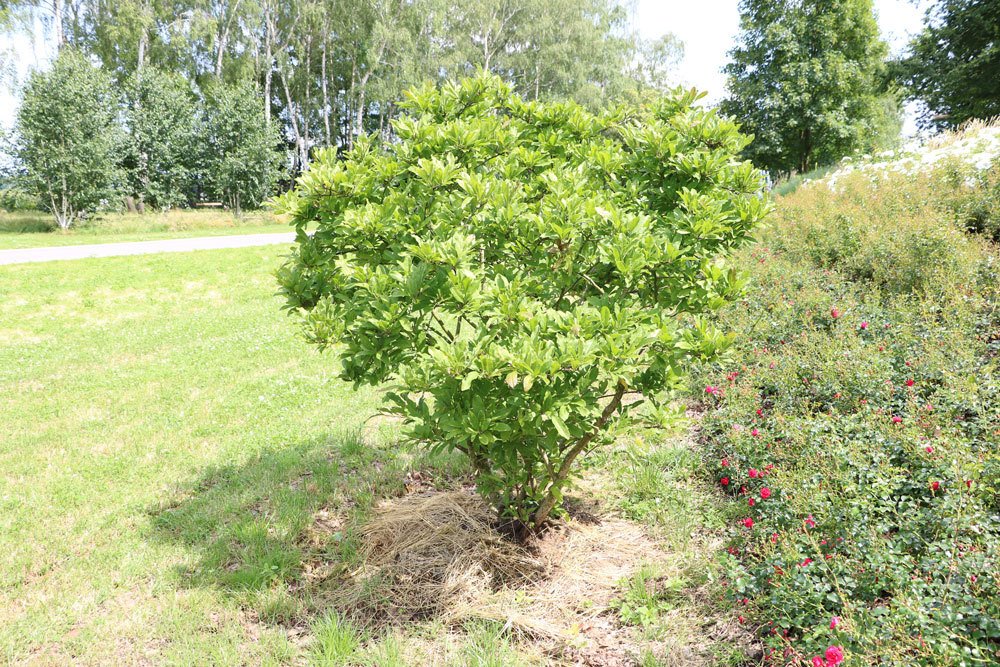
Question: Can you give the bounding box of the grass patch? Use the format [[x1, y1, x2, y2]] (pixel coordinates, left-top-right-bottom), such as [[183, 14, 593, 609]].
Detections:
[[771, 163, 838, 196], [0, 244, 740, 664], [0, 208, 290, 249], [0, 246, 386, 663]]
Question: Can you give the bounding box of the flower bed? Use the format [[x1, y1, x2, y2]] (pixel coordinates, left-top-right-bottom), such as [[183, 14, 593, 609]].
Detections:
[[694, 158, 1000, 664]]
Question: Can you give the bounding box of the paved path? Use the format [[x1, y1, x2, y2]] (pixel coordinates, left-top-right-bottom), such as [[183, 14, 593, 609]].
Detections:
[[0, 232, 297, 266]]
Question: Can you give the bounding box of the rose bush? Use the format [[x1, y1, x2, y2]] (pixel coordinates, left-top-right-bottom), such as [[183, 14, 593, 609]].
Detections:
[[694, 160, 1000, 664]]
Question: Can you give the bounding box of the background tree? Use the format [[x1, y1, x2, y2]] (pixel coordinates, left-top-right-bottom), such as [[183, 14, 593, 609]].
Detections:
[[4, 0, 685, 196], [203, 79, 285, 214], [121, 68, 199, 210], [897, 0, 1000, 130], [629, 34, 685, 93], [15, 49, 121, 228], [722, 0, 899, 176]]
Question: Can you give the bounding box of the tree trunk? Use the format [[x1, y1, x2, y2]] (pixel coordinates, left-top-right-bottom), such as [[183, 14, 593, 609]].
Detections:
[[530, 381, 627, 529], [51, 0, 64, 50], [800, 127, 812, 174], [137, 32, 146, 76], [263, 12, 273, 124], [347, 56, 357, 150], [136, 0, 148, 77], [354, 81, 367, 142], [214, 0, 243, 78], [321, 31, 331, 145], [279, 68, 304, 173]]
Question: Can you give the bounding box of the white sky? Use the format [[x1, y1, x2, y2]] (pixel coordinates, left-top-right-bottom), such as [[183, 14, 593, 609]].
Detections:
[[1, 1, 933, 132]]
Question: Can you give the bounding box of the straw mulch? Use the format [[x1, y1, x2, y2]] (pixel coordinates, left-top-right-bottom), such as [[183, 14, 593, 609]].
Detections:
[[325, 488, 669, 658]]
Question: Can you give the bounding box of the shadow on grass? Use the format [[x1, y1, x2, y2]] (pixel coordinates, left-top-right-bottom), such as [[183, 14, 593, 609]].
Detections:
[[148, 428, 468, 606]]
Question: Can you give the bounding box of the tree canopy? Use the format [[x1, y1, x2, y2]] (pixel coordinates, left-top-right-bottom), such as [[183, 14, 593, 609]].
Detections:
[[5, 0, 684, 175], [15, 49, 121, 228], [721, 0, 899, 176], [898, 0, 1000, 130]]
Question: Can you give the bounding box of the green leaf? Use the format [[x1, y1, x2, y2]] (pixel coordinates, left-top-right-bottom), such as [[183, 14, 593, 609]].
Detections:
[[549, 414, 571, 439]]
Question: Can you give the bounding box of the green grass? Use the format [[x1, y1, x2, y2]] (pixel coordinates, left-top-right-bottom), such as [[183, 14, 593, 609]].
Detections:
[[0, 209, 291, 249], [0, 245, 388, 664], [0, 243, 737, 664]]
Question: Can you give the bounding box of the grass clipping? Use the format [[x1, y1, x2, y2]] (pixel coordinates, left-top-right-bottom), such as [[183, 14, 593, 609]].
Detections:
[[334, 491, 547, 624]]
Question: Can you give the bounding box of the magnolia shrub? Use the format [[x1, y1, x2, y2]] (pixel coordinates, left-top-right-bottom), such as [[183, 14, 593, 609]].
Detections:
[[277, 75, 769, 532]]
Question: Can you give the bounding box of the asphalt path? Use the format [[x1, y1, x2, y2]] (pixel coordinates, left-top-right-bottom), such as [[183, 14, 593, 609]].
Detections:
[[0, 232, 297, 265]]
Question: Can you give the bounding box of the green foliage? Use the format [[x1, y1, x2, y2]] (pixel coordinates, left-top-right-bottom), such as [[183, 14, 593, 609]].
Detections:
[[898, 0, 1000, 130], [935, 157, 1000, 242], [612, 563, 686, 629], [773, 169, 984, 295], [122, 67, 200, 210], [203, 79, 285, 214], [310, 613, 363, 664], [722, 0, 900, 176], [694, 159, 1000, 664], [15, 49, 122, 229], [278, 74, 769, 531]]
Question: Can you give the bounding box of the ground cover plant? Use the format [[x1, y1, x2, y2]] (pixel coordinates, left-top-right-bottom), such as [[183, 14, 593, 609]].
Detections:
[[278, 74, 769, 533], [694, 154, 1000, 665]]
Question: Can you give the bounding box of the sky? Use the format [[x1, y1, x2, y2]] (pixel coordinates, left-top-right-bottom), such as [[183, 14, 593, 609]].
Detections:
[[1, 1, 933, 132]]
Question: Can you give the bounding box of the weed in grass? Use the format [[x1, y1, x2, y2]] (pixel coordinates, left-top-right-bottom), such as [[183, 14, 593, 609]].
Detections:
[[612, 563, 686, 631], [460, 620, 527, 667], [358, 633, 407, 667], [310, 613, 364, 665]]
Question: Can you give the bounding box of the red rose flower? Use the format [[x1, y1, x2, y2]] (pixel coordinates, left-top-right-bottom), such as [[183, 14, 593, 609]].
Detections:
[[760, 487, 771, 499]]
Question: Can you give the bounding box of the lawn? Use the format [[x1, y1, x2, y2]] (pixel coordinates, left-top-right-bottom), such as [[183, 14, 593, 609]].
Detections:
[[0, 209, 290, 250], [0, 245, 734, 665]]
